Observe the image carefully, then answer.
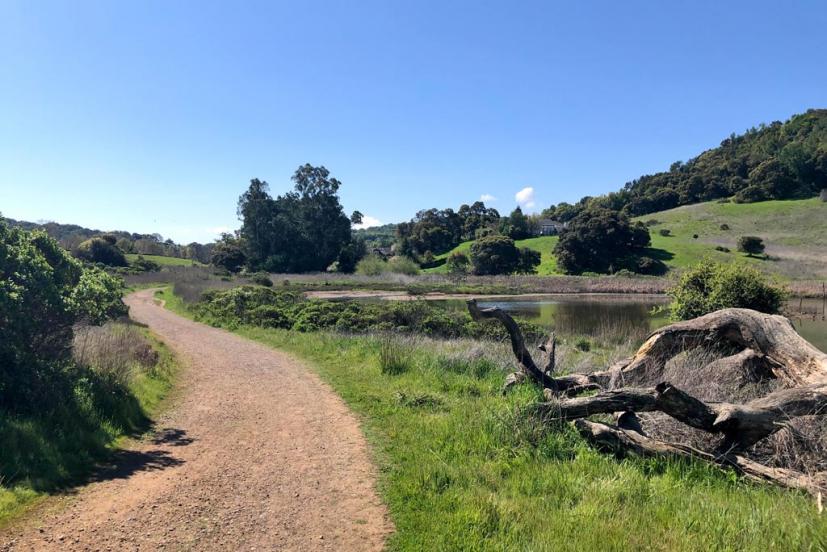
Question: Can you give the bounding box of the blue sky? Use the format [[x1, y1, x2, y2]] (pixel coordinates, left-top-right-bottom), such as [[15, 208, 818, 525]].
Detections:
[[1, 1, 825, 243]]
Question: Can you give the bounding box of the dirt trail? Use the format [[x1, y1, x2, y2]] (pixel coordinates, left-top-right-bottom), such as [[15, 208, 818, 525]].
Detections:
[[2, 289, 391, 551]]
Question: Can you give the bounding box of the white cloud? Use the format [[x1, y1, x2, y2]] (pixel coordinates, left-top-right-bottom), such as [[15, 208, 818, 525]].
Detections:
[[515, 187, 536, 209], [480, 193, 497, 202], [353, 215, 382, 230]]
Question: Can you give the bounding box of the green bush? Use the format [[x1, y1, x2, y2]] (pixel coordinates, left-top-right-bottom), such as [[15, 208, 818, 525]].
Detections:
[[737, 235, 766, 256], [74, 237, 128, 267], [659, 228, 671, 237], [445, 251, 469, 276], [668, 259, 787, 320], [356, 254, 388, 276], [388, 256, 420, 275], [249, 273, 273, 287], [1, 221, 127, 411]]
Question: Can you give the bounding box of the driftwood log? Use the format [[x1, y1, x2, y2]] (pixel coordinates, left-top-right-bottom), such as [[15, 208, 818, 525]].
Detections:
[[467, 300, 827, 497]]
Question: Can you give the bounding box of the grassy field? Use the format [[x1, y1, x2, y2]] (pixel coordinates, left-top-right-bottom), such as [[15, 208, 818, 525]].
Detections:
[[126, 253, 203, 267], [427, 198, 827, 280], [158, 287, 827, 550], [0, 326, 179, 525], [637, 198, 827, 279]]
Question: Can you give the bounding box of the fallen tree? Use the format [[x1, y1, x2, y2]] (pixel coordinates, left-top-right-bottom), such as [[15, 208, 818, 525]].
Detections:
[[467, 301, 827, 497]]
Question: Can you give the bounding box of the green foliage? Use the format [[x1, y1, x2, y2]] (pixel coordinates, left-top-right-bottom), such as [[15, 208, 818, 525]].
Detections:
[[0, 221, 127, 411], [445, 251, 470, 276], [659, 228, 671, 236], [553, 207, 651, 274], [130, 254, 161, 272], [737, 235, 766, 256], [499, 206, 531, 240], [378, 337, 411, 375], [191, 285, 546, 341], [356, 254, 420, 276], [74, 237, 128, 266], [397, 201, 499, 257], [336, 237, 367, 273], [237, 166, 355, 273], [515, 247, 541, 274], [668, 259, 787, 320], [470, 235, 519, 275], [210, 233, 246, 272], [249, 272, 273, 287]]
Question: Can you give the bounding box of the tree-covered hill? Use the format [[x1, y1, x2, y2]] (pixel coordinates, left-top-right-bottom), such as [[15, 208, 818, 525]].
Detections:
[[545, 109, 827, 221], [430, 197, 827, 280]]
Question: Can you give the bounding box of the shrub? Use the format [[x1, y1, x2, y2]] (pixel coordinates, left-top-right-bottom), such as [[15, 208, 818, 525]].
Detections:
[[720, 223, 730, 231], [659, 228, 671, 237], [693, 234, 699, 239], [668, 259, 787, 320], [131, 255, 161, 272], [645, 219, 659, 226], [388, 256, 420, 276], [635, 256, 667, 275], [74, 237, 128, 266], [515, 248, 541, 274], [714, 245, 731, 253], [249, 273, 273, 287], [446, 251, 469, 276], [737, 236, 766, 256], [0, 221, 127, 412], [574, 337, 591, 352], [356, 254, 387, 276], [470, 235, 520, 275]]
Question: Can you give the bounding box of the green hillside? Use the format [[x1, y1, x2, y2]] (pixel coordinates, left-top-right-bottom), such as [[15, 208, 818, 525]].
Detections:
[[428, 198, 827, 279]]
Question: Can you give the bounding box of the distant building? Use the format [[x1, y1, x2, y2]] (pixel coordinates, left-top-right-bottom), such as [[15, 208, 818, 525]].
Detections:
[[536, 219, 566, 236]]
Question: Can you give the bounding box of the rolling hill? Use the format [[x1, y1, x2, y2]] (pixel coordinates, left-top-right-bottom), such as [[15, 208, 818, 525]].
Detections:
[[427, 198, 827, 280]]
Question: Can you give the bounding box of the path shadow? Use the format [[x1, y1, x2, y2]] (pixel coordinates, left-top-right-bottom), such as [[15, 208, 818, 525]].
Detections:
[[151, 427, 196, 446], [86, 449, 185, 484], [84, 428, 194, 484]]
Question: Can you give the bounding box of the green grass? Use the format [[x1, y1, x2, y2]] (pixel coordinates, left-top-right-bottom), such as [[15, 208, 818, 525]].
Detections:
[[0, 329, 178, 525], [159, 290, 827, 550], [125, 253, 203, 267], [637, 197, 827, 279]]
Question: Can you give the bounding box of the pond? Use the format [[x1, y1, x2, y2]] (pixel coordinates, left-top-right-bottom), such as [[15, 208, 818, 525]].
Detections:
[[434, 294, 827, 353]]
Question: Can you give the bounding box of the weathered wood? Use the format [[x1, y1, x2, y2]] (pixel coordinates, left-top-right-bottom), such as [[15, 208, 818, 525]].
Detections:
[[467, 300, 558, 392], [538, 332, 556, 376], [574, 419, 826, 496], [548, 381, 827, 450]]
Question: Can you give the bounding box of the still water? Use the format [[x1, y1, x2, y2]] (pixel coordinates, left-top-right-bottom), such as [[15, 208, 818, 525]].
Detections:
[[436, 294, 827, 353]]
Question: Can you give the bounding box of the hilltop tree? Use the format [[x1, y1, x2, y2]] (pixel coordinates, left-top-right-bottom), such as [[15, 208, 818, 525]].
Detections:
[[499, 207, 532, 240], [553, 207, 650, 274]]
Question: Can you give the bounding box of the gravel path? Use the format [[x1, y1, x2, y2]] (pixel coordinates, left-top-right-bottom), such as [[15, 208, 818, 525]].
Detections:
[[2, 289, 391, 551]]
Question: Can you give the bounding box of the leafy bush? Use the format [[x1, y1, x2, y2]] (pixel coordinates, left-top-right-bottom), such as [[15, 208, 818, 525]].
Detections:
[[470, 235, 532, 275], [356, 254, 387, 276], [446, 251, 469, 276], [659, 228, 671, 237], [1, 221, 127, 411], [635, 256, 667, 275], [720, 223, 730, 231], [668, 259, 787, 320], [737, 236, 766, 256], [388, 256, 420, 276], [249, 273, 273, 287], [74, 237, 128, 266], [714, 245, 731, 253], [131, 255, 161, 272], [574, 337, 591, 352]]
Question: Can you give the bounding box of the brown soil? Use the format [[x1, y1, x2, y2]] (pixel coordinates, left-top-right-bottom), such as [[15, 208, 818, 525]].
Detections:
[[1, 289, 392, 551]]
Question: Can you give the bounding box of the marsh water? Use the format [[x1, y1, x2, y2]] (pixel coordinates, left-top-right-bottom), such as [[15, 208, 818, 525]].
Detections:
[[434, 294, 827, 353]]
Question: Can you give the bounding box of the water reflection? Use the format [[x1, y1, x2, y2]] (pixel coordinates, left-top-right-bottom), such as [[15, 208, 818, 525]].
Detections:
[[434, 294, 827, 352]]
